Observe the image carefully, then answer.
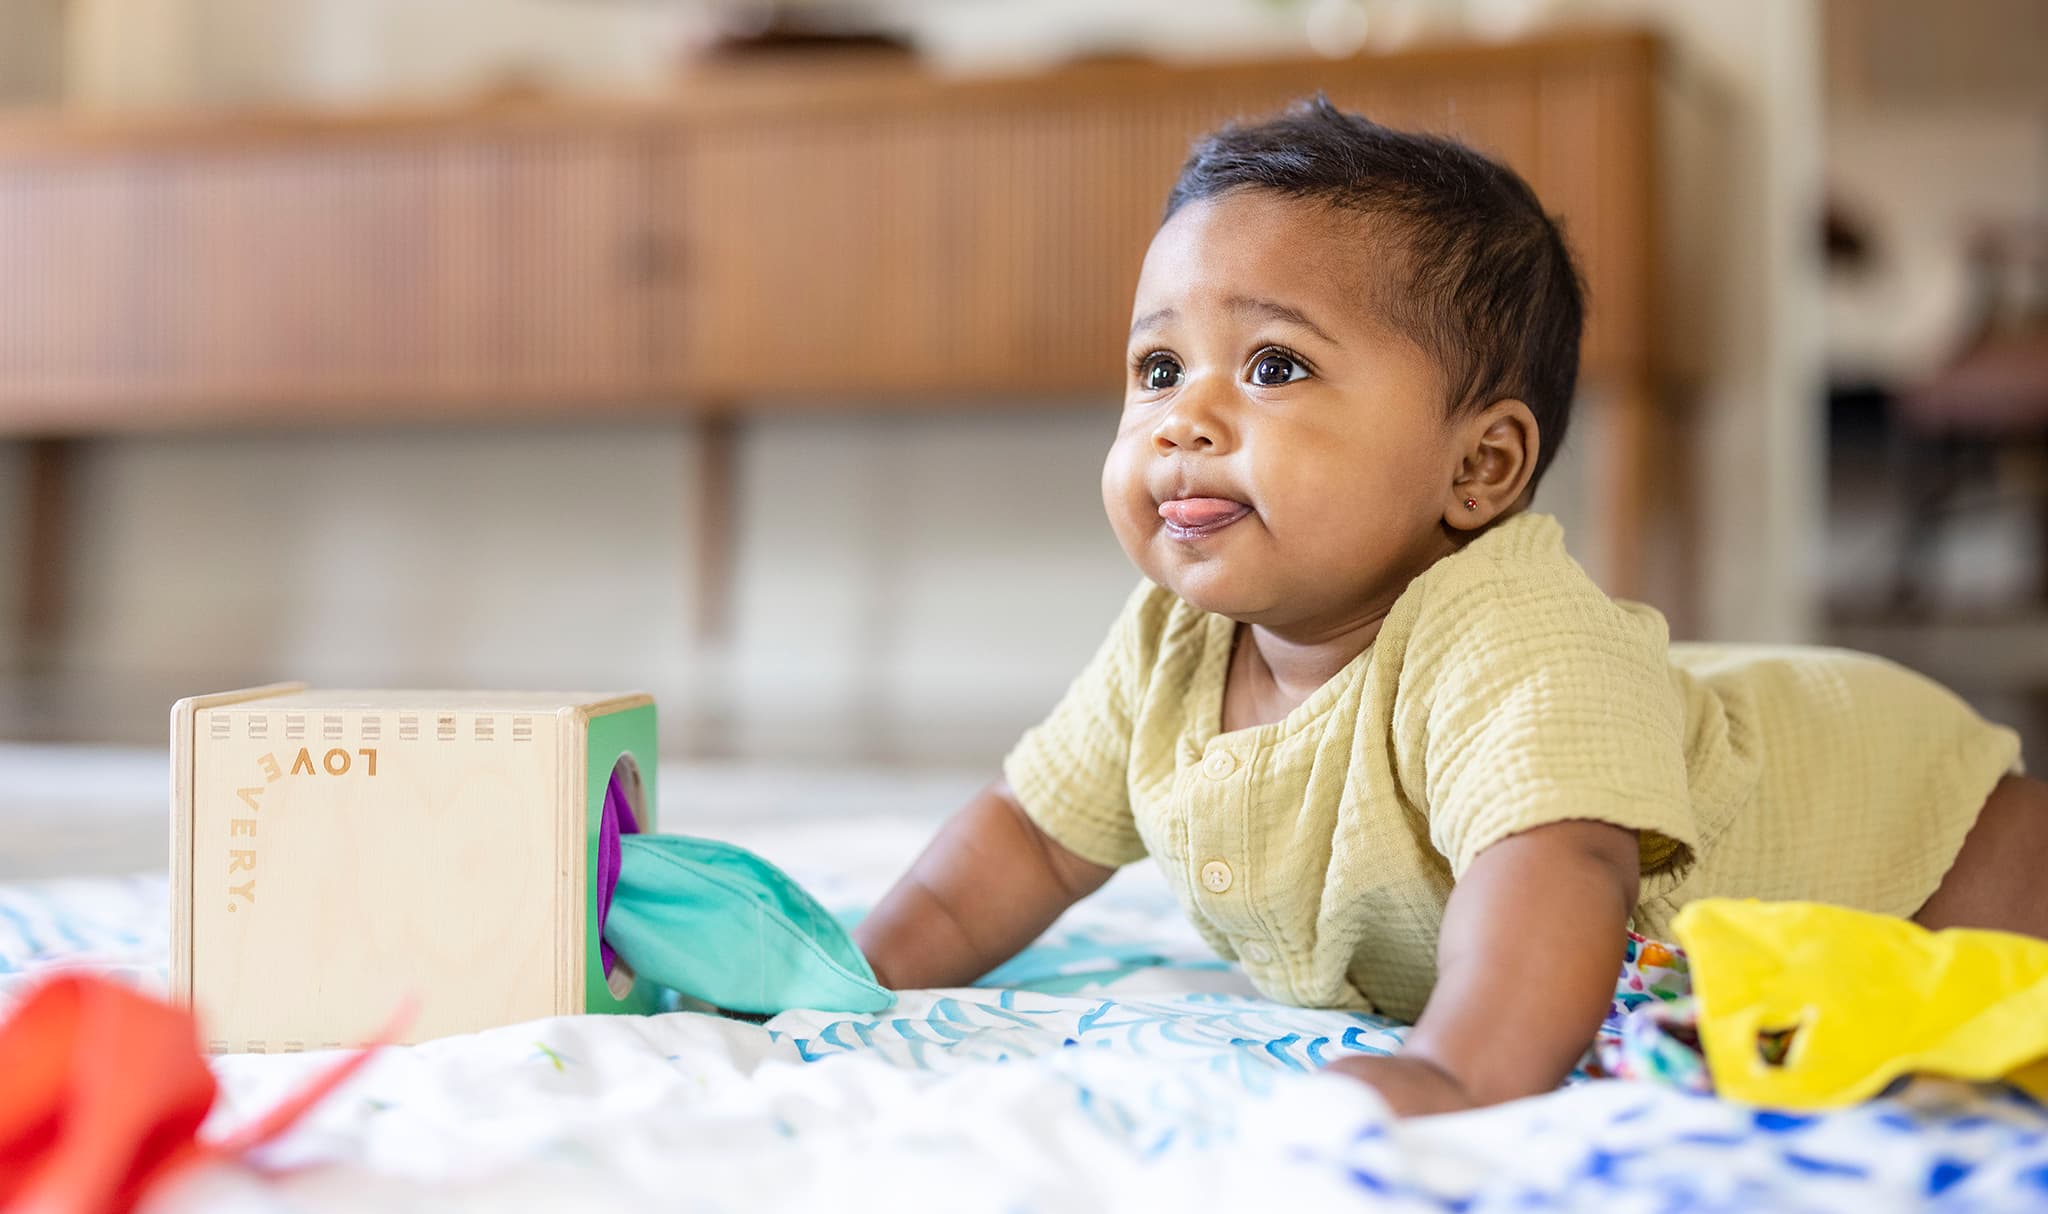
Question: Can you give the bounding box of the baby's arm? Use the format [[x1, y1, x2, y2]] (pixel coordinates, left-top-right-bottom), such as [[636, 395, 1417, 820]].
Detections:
[[1329, 819, 1638, 1115], [854, 781, 1116, 991]]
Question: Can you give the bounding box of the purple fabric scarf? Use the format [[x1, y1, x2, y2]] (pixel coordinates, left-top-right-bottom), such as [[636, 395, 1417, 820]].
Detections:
[[596, 771, 642, 977]]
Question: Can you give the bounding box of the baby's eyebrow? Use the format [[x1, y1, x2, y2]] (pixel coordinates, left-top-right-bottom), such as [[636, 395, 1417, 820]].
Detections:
[[1225, 295, 1338, 346], [1128, 307, 1176, 340], [1125, 298, 1339, 346]]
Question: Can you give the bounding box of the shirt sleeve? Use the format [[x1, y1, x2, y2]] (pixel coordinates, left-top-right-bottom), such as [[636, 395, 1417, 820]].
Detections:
[[1000, 581, 1161, 869], [1403, 555, 1702, 880]]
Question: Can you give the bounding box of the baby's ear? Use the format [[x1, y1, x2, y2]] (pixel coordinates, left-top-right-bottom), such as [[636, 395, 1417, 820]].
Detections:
[[1445, 399, 1540, 530]]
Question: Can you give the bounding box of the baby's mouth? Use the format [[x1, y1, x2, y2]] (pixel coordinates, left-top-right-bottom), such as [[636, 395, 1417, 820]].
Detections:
[[1159, 497, 1252, 539]]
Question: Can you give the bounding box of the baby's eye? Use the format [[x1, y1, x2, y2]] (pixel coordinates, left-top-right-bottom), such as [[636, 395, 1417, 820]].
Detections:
[[1140, 353, 1184, 392], [1250, 351, 1309, 386]]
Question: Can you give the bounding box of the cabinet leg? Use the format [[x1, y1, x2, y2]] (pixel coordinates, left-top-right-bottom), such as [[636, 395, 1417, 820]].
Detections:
[[19, 438, 75, 679], [1593, 372, 1699, 634], [686, 412, 739, 754], [1601, 377, 1652, 604], [693, 411, 738, 649]]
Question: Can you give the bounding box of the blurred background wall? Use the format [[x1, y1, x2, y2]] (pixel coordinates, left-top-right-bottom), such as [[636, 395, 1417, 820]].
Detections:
[[0, 0, 2038, 767], [1815, 0, 2048, 752]]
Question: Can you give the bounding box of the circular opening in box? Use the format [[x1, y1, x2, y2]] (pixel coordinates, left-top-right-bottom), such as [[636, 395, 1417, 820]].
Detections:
[[598, 752, 646, 998]]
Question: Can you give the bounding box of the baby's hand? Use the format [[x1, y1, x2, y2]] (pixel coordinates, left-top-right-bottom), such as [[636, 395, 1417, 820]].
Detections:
[[1324, 1054, 1478, 1118]]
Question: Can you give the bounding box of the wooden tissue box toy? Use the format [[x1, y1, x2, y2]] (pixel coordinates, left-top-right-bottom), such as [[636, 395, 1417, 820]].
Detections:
[[170, 685, 659, 1053]]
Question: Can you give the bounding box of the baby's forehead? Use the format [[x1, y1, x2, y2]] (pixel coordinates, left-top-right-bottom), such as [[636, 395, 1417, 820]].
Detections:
[[1136, 192, 1417, 340]]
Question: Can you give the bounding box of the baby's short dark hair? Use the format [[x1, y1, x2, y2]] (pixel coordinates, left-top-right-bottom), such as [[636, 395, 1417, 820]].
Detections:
[[1165, 96, 1585, 490]]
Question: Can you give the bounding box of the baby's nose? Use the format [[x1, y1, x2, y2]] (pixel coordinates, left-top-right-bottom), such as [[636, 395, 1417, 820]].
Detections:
[[1153, 426, 1213, 453], [1152, 403, 1221, 452]]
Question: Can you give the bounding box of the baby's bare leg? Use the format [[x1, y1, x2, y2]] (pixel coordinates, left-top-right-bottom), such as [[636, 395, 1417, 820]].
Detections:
[[1913, 775, 2048, 938]]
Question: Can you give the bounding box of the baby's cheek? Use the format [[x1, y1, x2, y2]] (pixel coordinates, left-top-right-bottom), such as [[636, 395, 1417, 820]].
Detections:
[[1099, 449, 1156, 554], [1267, 482, 1402, 578]]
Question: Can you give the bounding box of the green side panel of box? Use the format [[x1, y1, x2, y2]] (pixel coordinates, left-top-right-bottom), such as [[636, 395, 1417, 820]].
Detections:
[[583, 702, 660, 1015]]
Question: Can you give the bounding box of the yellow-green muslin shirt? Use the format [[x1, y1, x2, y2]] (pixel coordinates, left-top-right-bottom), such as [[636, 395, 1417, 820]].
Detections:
[[1002, 512, 2023, 1022]]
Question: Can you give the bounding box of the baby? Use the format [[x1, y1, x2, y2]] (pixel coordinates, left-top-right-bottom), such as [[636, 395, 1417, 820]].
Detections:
[[852, 98, 2048, 1116]]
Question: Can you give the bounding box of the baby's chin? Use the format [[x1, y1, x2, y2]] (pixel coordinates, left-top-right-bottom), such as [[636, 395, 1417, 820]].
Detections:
[[1143, 557, 1281, 622]]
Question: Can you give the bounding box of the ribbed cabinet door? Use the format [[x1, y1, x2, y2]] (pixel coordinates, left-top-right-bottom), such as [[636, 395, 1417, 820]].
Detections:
[[0, 128, 663, 426], [0, 157, 162, 428], [671, 103, 1179, 400], [426, 132, 660, 407]]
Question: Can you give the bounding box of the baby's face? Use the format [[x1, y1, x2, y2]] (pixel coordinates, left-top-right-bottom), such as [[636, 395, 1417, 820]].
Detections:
[[1104, 190, 1465, 631]]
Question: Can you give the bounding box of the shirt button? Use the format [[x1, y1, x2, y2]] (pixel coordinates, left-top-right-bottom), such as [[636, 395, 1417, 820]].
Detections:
[[1200, 859, 1233, 893], [1203, 750, 1237, 779], [1242, 941, 1274, 965]]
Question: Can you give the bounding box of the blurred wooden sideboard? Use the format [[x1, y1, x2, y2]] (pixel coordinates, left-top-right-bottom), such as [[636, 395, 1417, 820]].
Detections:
[[0, 30, 1668, 668]]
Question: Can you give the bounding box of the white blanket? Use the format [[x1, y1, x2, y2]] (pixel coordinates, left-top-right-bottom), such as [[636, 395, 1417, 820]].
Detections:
[[5, 794, 2047, 1212]]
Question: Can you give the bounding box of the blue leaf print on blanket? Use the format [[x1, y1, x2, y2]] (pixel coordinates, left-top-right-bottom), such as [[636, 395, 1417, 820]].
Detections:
[[771, 987, 1406, 1082]]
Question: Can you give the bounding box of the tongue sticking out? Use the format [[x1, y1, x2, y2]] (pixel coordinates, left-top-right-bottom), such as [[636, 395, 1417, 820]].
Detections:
[[1160, 497, 1250, 529]]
